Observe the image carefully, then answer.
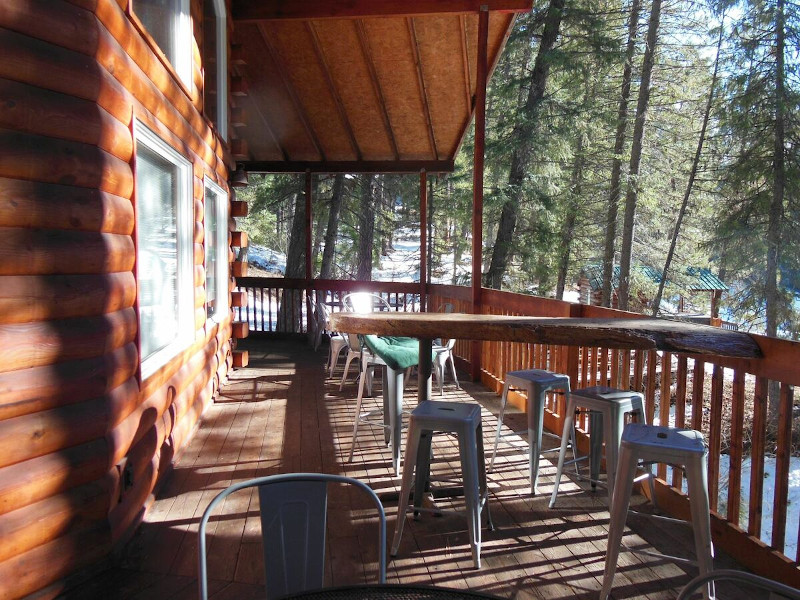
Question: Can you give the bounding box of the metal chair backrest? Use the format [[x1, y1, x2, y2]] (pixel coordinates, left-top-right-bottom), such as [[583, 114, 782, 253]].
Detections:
[[342, 292, 392, 313], [198, 473, 386, 600], [676, 569, 800, 600]]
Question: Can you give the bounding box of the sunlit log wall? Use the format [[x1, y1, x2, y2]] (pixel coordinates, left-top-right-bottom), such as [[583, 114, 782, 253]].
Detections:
[[0, 1, 234, 597]]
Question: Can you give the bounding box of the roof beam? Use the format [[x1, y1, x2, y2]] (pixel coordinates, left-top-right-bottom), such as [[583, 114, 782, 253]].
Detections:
[[234, 1, 533, 22], [355, 20, 400, 161], [407, 17, 439, 159], [241, 160, 454, 173], [257, 22, 327, 161], [306, 22, 363, 160]]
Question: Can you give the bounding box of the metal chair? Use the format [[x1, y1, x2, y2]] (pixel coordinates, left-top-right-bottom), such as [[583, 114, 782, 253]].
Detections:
[[339, 293, 392, 389], [198, 473, 386, 600], [677, 569, 800, 600], [311, 299, 348, 378]]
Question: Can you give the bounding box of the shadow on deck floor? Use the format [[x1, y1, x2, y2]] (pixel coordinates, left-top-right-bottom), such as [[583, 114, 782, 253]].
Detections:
[[67, 337, 757, 600]]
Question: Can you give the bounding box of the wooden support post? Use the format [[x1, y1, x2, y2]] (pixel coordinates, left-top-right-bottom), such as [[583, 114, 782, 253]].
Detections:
[[305, 171, 313, 338], [419, 170, 427, 312], [470, 6, 489, 381]]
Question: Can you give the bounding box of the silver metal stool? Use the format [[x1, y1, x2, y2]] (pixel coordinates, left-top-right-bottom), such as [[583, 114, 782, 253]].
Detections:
[[549, 386, 648, 508], [601, 423, 714, 600], [391, 401, 493, 568], [489, 369, 576, 495]]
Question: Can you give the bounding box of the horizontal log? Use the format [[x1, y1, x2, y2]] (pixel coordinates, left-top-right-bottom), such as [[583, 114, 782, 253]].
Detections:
[[0, 438, 109, 516], [0, 128, 133, 197], [0, 377, 139, 469], [0, 272, 136, 324], [232, 321, 249, 338], [0, 523, 111, 599], [0, 177, 134, 234], [0, 472, 115, 563], [328, 313, 764, 359], [0, 0, 99, 56], [233, 349, 249, 368], [231, 200, 248, 217], [0, 343, 138, 421], [0, 28, 129, 124], [231, 290, 247, 307], [109, 456, 157, 543], [232, 262, 248, 277], [230, 231, 247, 247], [0, 227, 134, 276], [0, 77, 133, 162], [0, 308, 137, 373]]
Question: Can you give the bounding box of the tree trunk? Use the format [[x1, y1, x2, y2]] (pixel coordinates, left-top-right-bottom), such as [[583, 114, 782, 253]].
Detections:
[[356, 174, 375, 281], [484, 0, 565, 290], [618, 0, 661, 311], [601, 0, 641, 306], [556, 134, 585, 299], [279, 190, 306, 332], [319, 174, 344, 280], [651, 14, 724, 316]]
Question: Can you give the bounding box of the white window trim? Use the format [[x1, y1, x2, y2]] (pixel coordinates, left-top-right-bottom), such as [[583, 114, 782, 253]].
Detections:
[[204, 176, 229, 323], [135, 120, 194, 381], [174, 0, 193, 87], [211, 0, 228, 140]]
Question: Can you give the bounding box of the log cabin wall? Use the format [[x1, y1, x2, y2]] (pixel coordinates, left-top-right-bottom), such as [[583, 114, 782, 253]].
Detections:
[[0, 1, 234, 597]]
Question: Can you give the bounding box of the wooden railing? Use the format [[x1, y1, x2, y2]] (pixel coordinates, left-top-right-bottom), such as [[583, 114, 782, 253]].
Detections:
[[235, 276, 799, 586]]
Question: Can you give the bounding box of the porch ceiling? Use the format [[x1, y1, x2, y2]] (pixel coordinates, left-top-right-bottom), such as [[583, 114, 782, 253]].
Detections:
[[230, 0, 531, 173]]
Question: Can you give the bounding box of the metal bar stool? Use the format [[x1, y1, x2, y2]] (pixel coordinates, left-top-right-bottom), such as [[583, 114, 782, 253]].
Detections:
[[601, 423, 714, 600], [489, 369, 576, 495], [549, 386, 650, 508], [391, 401, 493, 568]]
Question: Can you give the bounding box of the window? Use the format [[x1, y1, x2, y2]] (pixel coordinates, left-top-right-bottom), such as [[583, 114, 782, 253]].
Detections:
[[133, 0, 192, 86], [202, 0, 228, 139], [135, 122, 193, 379], [205, 178, 229, 321]]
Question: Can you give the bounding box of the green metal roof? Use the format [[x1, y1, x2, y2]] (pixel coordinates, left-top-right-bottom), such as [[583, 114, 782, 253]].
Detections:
[[581, 265, 727, 292]]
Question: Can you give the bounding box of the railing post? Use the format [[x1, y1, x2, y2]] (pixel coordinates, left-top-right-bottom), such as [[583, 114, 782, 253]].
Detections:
[[419, 170, 427, 312]]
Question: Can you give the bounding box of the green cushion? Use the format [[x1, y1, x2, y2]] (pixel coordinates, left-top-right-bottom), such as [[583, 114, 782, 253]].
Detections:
[[362, 335, 421, 370]]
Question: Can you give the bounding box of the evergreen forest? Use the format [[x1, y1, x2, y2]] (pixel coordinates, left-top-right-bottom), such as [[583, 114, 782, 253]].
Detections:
[[239, 0, 800, 339]]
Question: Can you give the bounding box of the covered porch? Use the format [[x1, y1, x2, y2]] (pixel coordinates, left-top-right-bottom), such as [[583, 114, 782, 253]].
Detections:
[[71, 337, 761, 599]]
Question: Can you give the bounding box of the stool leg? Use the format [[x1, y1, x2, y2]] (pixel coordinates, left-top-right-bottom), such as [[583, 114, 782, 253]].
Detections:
[[529, 388, 546, 494], [606, 405, 627, 505], [413, 431, 434, 518], [476, 422, 493, 531], [385, 367, 404, 476], [686, 452, 714, 600], [392, 423, 422, 556], [590, 411, 603, 490], [347, 363, 370, 463], [600, 444, 638, 600], [489, 382, 511, 473], [340, 352, 357, 390], [549, 402, 575, 508], [459, 424, 482, 569]]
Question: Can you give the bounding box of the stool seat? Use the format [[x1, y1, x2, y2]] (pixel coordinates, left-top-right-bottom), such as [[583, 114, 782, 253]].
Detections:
[[601, 423, 713, 600], [489, 369, 574, 495], [391, 401, 492, 568], [550, 386, 647, 508]]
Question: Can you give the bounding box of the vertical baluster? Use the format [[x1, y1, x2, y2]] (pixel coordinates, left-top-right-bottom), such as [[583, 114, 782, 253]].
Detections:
[[673, 356, 688, 489], [600, 348, 609, 386], [691, 359, 705, 432], [620, 349, 631, 390], [708, 365, 724, 512], [772, 383, 793, 553], [580, 346, 589, 388], [633, 350, 645, 393], [645, 350, 657, 422], [610, 349, 620, 389], [658, 352, 672, 479], [749, 376, 768, 539], [728, 369, 746, 526]]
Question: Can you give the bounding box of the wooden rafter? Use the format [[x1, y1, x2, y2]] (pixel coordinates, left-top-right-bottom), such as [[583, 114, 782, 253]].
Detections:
[[306, 22, 363, 160], [241, 159, 454, 173], [407, 17, 438, 159], [257, 22, 327, 161], [233, 0, 534, 22], [459, 14, 473, 113], [355, 20, 400, 160]]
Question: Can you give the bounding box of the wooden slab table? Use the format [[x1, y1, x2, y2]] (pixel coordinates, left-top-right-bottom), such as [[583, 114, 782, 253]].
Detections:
[[328, 312, 763, 402]]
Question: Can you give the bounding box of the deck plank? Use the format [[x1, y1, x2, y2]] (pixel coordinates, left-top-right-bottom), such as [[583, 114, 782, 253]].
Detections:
[[72, 338, 761, 599]]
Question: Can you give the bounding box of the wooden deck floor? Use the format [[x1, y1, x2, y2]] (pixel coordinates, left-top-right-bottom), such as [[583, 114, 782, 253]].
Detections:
[[69, 338, 754, 600]]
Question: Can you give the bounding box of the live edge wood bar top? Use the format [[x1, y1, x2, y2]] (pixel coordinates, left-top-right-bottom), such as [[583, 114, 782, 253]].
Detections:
[[329, 312, 763, 359]]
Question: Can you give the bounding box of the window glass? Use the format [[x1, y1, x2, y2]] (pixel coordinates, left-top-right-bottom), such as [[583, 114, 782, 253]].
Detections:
[[205, 179, 228, 320], [134, 0, 191, 85], [136, 124, 193, 378]]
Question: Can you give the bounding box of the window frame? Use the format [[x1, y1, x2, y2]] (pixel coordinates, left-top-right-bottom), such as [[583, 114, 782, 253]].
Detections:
[[134, 120, 195, 381], [203, 0, 228, 139], [130, 0, 193, 89], [204, 177, 229, 323]]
